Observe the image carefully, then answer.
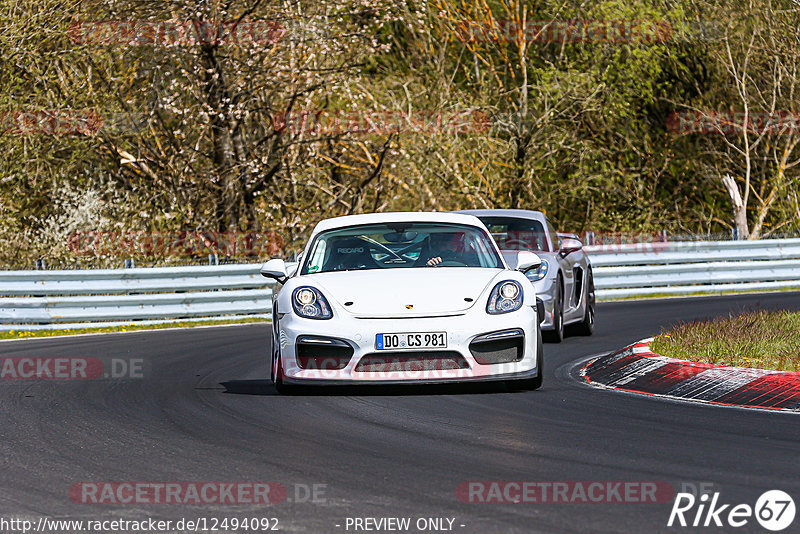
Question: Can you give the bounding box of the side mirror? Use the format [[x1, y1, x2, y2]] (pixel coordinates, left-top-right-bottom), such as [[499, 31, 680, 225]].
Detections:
[[559, 237, 582, 257], [260, 258, 288, 283], [510, 251, 542, 273]]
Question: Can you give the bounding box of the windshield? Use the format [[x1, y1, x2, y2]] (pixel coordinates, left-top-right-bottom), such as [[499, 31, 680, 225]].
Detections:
[[479, 217, 551, 252], [301, 222, 504, 274]]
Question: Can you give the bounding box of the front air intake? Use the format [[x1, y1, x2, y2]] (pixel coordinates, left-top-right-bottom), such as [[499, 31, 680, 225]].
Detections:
[[295, 336, 354, 370], [469, 329, 525, 364]]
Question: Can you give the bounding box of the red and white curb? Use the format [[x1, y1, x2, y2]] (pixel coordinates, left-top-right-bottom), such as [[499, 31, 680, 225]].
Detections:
[[580, 339, 800, 411]]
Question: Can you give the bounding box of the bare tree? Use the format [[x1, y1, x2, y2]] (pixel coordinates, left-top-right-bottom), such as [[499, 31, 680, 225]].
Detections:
[[682, 0, 800, 238]]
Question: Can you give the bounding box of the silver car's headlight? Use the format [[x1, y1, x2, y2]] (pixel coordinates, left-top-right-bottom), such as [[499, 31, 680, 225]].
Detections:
[[292, 286, 333, 319], [526, 259, 549, 281], [486, 280, 524, 314]]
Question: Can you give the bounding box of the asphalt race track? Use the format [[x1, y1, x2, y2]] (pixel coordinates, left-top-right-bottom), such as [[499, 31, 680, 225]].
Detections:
[[2, 293, 800, 534]]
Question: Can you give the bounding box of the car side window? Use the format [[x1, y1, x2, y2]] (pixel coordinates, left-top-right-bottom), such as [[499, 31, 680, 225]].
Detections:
[[546, 220, 559, 252]]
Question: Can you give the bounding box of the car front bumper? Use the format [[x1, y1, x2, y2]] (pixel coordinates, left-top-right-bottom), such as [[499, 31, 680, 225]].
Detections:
[[276, 307, 540, 384]]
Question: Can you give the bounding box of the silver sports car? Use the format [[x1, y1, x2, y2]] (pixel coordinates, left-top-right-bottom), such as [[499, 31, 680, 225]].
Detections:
[[457, 209, 595, 342]]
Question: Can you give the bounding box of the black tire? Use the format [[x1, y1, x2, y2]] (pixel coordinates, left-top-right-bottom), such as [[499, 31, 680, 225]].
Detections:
[[271, 329, 294, 395], [574, 270, 596, 336], [274, 379, 292, 395], [273, 356, 295, 395], [270, 308, 281, 383], [512, 327, 543, 390], [543, 277, 564, 343], [270, 335, 278, 383]]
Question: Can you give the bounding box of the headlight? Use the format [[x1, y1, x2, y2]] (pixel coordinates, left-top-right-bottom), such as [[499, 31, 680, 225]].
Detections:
[[292, 286, 333, 319], [487, 280, 524, 314], [526, 259, 549, 281]]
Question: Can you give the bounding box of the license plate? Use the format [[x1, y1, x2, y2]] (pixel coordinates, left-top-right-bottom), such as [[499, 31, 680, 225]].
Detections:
[[375, 332, 447, 350]]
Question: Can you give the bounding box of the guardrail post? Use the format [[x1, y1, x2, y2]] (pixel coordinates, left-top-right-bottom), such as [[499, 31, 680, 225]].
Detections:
[[124, 259, 135, 268], [209, 253, 219, 265], [586, 232, 595, 246], [35, 259, 46, 270]]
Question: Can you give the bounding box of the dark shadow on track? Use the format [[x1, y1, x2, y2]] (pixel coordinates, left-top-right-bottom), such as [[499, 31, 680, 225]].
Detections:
[[220, 379, 532, 397], [220, 379, 279, 396]]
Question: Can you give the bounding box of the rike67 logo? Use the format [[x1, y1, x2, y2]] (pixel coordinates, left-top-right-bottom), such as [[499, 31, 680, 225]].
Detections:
[[668, 490, 795, 531]]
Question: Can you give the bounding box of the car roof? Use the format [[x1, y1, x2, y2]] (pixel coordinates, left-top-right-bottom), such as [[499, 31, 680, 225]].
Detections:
[[310, 211, 489, 236], [455, 209, 546, 222]]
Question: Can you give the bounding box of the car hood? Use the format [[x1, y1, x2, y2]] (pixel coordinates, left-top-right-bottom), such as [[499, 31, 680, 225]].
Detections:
[[307, 268, 504, 317]]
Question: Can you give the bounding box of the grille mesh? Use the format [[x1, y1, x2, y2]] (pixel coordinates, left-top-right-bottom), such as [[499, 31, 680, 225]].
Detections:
[[355, 351, 469, 372], [469, 336, 524, 364]]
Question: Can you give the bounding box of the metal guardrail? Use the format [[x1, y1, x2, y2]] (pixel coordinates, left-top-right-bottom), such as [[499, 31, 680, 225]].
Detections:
[[3, 238, 800, 330], [587, 237, 800, 299], [0, 264, 274, 331]]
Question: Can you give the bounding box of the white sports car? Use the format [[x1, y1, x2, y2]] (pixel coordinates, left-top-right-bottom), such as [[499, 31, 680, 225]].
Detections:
[[260, 212, 545, 393]]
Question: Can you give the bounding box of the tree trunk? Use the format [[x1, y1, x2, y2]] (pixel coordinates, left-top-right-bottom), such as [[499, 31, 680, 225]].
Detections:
[[510, 130, 531, 208], [722, 174, 749, 239], [202, 45, 240, 233]]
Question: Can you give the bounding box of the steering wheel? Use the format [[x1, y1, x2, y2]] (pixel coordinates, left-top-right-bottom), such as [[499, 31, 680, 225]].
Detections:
[[436, 260, 468, 267], [505, 239, 532, 249], [379, 256, 409, 265]]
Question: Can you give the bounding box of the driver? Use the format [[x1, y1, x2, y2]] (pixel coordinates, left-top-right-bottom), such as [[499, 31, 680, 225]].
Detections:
[[504, 221, 547, 251], [424, 232, 473, 266]]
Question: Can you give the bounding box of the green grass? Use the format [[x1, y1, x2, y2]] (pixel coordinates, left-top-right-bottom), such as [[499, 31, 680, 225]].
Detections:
[[0, 317, 269, 340], [650, 309, 800, 372]]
